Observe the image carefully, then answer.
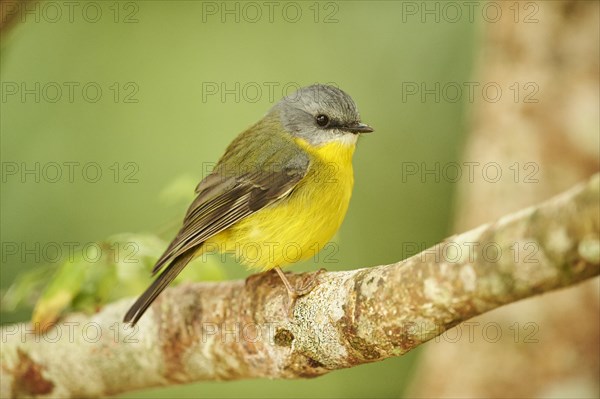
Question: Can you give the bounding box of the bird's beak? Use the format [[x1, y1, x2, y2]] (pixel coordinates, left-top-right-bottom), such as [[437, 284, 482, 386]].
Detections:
[[345, 122, 374, 134]]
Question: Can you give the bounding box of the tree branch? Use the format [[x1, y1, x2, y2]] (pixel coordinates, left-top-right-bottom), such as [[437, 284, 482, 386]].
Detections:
[[1, 174, 599, 399]]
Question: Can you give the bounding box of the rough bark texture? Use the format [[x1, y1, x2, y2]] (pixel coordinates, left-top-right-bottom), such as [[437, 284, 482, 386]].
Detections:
[[408, 1, 600, 398], [1, 174, 599, 399]]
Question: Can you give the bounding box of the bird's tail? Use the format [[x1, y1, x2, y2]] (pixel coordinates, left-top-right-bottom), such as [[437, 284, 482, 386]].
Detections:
[[123, 249, 196, 326]]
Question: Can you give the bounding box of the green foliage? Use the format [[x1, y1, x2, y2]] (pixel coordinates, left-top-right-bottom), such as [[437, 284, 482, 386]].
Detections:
[[2, 233, 225, 328]]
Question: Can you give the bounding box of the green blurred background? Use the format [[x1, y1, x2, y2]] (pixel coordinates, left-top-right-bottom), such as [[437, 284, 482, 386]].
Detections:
[[1, 1, 475, 397]]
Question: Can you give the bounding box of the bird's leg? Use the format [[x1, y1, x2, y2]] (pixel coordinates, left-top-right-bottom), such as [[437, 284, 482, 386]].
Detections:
[[274, 267, 300, 315], [273, 267, 325, 316], [295, 268, 327, 295]]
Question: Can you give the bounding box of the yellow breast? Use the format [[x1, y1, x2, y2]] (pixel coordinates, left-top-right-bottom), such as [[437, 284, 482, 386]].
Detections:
[[208, 137, 356, 270]]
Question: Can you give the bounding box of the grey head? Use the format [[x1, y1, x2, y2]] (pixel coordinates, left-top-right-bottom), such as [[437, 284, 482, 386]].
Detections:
[[268, 84, 374, 146]]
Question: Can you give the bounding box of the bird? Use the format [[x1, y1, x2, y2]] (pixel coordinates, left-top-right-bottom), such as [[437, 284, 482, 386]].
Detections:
[[124, 84, 373, 325]]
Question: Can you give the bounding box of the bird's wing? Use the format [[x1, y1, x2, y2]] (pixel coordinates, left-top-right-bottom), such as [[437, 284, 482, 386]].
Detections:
[[124, 156, 309, 325], [151, 156, 310, 276], [123, 129, 311, 325]]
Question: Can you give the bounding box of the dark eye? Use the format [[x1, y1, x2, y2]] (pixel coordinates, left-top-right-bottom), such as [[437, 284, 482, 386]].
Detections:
[[315, 114, 329, 127]]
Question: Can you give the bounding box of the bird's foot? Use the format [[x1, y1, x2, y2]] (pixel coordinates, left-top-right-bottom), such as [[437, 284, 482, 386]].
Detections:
[[273, 267, 326, 317]]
